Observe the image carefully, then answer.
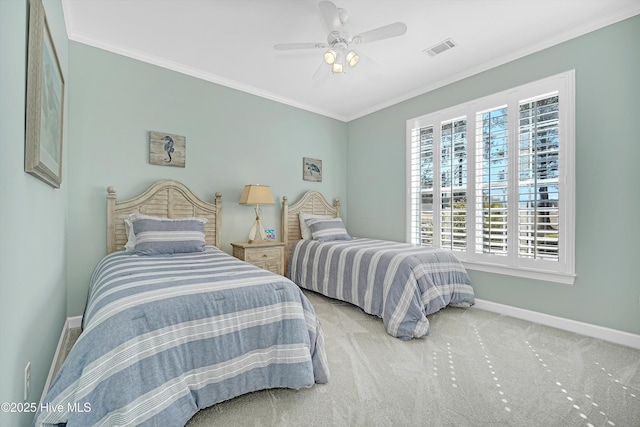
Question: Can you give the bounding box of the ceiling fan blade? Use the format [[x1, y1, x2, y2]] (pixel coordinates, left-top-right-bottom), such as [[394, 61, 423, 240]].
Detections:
[[312, 60, 330, 85], [352, 22, 407, 44], [319, 1, 342, 32], [274, 42, 328, 51]]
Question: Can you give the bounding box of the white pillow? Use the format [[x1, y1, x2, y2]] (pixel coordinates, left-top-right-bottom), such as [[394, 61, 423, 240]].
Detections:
[[124, 217, 136, 251], [299, 212, 333, 239]]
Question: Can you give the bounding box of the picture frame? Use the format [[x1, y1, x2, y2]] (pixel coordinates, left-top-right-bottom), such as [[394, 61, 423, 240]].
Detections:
[[303, 157, 322, 182], [149, 131, 186, 167], [265, 229, 276, 241], [25, 0, 65, 189]]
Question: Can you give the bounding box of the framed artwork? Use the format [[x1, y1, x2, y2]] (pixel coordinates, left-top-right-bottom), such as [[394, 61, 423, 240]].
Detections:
[[265, 229, 276, 241], [303, 157, 322, 182], [25, 0, 65, 189], [149, 131, 186, 167]]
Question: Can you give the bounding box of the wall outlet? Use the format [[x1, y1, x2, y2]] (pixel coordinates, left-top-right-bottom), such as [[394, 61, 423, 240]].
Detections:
[[24, 362, 31, 401]]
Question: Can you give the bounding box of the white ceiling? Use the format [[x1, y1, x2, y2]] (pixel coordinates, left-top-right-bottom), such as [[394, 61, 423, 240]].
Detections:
[[62, 0, 640, 122]]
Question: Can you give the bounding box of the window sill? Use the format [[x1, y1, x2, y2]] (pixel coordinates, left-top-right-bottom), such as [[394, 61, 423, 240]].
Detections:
[[461, 260, 576, 285]]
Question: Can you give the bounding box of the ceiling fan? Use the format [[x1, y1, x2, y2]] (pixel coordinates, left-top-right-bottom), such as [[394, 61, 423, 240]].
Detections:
[[274, 1, 407, 74]]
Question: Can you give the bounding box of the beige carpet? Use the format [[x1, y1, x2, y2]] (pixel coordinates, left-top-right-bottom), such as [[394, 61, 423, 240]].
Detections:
[[187, 291, 640, 427], [60, 290, 640, 426]]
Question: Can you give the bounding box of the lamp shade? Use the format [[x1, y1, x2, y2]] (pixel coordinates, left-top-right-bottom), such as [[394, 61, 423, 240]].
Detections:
[[239, 184, 275, 205]]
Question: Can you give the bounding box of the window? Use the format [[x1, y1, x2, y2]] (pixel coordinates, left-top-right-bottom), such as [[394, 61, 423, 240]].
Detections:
[[407, 71, 575, 284]]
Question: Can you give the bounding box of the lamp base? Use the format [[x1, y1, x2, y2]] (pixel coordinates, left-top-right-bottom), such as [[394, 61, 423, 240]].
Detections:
[[247, 217, 267, 243]]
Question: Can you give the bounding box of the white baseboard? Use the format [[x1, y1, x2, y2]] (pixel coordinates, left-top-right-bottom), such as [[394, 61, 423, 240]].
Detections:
[[474, 299, 640, 350], [40, 315, 82, 403], [68, 315, 82, 329]]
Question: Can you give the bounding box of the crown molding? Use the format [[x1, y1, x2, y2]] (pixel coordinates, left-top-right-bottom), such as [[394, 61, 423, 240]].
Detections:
[[62, 1, 640, 123]]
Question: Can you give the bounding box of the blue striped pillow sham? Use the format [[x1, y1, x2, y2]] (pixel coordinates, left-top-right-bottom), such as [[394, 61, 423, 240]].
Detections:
[[129, 214, 208, 255], [305, 217, 352, 241]]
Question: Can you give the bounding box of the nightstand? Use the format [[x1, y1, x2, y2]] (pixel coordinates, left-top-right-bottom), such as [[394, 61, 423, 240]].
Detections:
[[231, 241, 285, 275]]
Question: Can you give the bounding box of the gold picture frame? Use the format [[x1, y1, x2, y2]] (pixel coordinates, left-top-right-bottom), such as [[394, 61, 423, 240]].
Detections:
[[25, 0, 65, 188]]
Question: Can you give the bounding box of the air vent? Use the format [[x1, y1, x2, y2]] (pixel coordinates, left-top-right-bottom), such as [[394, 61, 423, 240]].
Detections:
[[423, 38, 457, 56]]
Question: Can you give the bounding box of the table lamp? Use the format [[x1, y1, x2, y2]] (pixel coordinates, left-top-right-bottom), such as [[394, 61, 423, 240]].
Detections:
[[239, 184, 275, 243]]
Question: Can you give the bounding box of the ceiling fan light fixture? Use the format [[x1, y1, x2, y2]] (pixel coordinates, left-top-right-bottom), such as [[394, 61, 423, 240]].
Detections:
[[331, 51, 345, 73], [273, 1, 407, 77], [324, 49, 337, 64], [346, 50, 359, 67]]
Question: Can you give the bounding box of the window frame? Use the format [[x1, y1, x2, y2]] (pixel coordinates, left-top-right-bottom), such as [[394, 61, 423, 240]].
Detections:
[[406, 71, 575, 284]]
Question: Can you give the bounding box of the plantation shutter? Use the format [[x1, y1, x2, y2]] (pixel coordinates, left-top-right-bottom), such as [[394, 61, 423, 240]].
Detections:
[[517, 93, 560, 261], [440, 118, 467, 251], [406, 71, 574, 283], [475, 106, 509, 256], [409, 126, 435, 245]]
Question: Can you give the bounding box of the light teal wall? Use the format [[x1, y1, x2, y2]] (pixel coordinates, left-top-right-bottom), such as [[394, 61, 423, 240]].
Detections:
[[0, 0, 69, 425], [347, 15, 640, 335], [1, 4, 637, 423], [66, 42, 348, 315]]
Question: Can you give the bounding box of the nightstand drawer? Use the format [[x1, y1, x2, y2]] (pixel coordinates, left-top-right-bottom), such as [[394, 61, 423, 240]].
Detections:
[[253, 260, 281, 275], [244, 247, 282, 263]]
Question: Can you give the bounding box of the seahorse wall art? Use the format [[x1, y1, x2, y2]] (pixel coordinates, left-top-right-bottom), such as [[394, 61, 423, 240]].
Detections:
[[149, 131, 186, 167]]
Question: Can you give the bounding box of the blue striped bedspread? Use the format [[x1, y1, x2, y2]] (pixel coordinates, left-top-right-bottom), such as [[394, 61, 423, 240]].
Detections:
[[288, 238, 474, 340], [35, 247, 329, 427]]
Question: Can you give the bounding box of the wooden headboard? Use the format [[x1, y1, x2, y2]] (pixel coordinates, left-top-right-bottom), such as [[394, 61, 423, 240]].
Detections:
[[106, 180, 222, 253], [281, 191, 340, 268]]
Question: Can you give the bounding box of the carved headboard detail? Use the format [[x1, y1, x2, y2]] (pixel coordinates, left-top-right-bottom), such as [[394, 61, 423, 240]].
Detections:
[[107, 180, 222, 253], [281, 190, 340, 271]]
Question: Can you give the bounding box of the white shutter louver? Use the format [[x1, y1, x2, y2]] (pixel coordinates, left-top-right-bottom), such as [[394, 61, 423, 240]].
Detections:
[[475, 106, 508, 256], [518, 93, 560, 261], [441, 119, 467, 251]]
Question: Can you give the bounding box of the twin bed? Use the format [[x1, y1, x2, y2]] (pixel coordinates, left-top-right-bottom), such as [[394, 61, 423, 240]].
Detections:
[[282, 190, 474, 340], [35, 181, 328, 427], [36, 181, 473, 426]]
